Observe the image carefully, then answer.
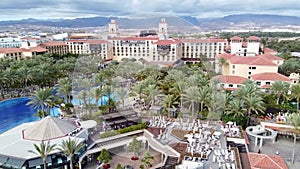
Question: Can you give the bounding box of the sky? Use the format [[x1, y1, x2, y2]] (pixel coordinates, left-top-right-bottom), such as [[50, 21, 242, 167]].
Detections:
[[1, 0, 300, 21]]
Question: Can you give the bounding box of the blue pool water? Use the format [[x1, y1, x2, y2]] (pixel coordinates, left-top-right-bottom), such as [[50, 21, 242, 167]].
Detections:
[[0, 96, 109, 134], [0, 98, 61, 134]]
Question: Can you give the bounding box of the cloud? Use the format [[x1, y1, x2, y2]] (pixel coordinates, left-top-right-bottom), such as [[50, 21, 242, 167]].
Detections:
[[0, 0, 300, 20]]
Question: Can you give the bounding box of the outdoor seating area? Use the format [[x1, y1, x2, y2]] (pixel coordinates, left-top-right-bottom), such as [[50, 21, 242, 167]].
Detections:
[[221, 121, 241, 138]]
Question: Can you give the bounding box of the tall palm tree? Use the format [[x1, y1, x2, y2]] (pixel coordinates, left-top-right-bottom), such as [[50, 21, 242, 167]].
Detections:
[[183, 86, 200, 118], [58, 138, 85, 169], [28, 141, 56, 169], [199, 85, 211, 112], [27, 87, 54, 118], [235, 81, 260, 100], [18, 67, 33, 89], [271, 81, 290, 105], [116, 87, 129, 108], [91, 87, 105, 108], [131, 82, 145, 100], [289, 113, 300, 163], [291, 84, 300, 112], [161, 94, 178, 117], [226, 99, 247, 117], [145, 85, 162, 107], [58, 78, 72, 103], [170, 80, 186, 111], [244, 95, 265, 125]]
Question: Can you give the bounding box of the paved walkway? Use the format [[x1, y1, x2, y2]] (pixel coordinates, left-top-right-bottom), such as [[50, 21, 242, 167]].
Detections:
[[248, 135, 300, 169]]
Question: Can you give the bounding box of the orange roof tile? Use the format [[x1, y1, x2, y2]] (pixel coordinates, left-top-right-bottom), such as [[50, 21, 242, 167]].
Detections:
[[181, 38, 227, 43], [0, 48, 23, 54], [248, 152, 288, 169], [40, 41, 67, 46], [216, 53, 234, 59], [261, 84, 271, 88], [212, 75, 247, 84], [251, 73, 291, 82], [247, 36, 261, 41], [230, 36, 243, 41], [263, 48, 277, 54], [258, 54, 283, 61], [229, 56, 277, 66]]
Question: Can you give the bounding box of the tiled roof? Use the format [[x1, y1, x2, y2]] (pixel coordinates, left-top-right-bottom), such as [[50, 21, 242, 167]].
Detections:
[[212, 75, 247, 84], [0, 47, 47, 53], [247, 36, 261, 41], [181, 38, 227, 43], [0, 48, 23, 53], [40, 41, 67, 46], [258, 54, 284, 61], [248, 152, 288, 169], [229, 56, 277, 66], [153, 39, 181, 45], [263, 48, 277, 54], [230, 36, 243, 41], [216, 53, 234, 59], [251, 73, 291, 82]]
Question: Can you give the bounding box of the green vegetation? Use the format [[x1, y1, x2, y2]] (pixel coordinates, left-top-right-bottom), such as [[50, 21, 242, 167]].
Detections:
[[28, 141, 56, 169], [58, 138, 85, 169], [127, 136, 142, 157], [100, 123, 147, 138], [140, 151, 154, 169], [97, 148, 112, 164], [219, 32, 300, 39]]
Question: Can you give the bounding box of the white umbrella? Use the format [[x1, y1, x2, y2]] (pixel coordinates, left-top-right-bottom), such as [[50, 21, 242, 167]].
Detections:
[[226, 121, 233, 125]]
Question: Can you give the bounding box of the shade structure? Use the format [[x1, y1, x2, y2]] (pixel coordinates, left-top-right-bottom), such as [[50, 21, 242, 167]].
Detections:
[[23, 116, 77, 141], [80, 120, 97, 129]]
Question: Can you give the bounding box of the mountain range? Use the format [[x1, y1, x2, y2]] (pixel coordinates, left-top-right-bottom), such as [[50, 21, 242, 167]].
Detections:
[[1, 14, 300, 31]]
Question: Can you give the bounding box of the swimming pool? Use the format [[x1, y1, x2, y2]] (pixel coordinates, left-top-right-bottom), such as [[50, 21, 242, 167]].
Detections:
[[0, 96, 109, 134]]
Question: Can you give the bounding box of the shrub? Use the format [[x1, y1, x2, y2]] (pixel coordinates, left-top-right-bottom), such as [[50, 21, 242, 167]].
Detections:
[[100, 123, 147, 138]]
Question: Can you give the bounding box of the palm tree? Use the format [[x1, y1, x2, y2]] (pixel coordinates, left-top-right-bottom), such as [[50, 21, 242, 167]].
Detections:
[[199, 85, 211, 112], [244, 95, 265, 125], [27, 87, 54, 118], [271, 81, 290, 105], [91, 87, 105, 108], [226, 99, 247, 117], [58, 138, 85, 169], [183, 86, 200, 118], [218, 57, 229, 74], [289, 113, 300, 163], [170, 80, 187, 111], [132, 82, 145, 100], [18, 67, 33, 89], [28, 141, 56, 169], [145, 85, 162, 107], [58, 78, 72, 103], [116, 87, 129, 108], [291, 84, 300, 112], [161, 94, 178, 117]]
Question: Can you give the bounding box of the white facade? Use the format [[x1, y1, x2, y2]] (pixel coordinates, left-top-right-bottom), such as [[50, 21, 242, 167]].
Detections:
[[158, 18, 169, 40], [108, 19, 119, 38]]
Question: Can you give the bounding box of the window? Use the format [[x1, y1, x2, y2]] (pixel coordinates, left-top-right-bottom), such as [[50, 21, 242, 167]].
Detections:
[[232, 65, 235, 69], [256, 81, 261, 85], [266, 82, 271, 85], [251, 67, 256, 70], [229, 84, 233, 87], [232, 70, 235, 74], [248, 72, 251, 75]]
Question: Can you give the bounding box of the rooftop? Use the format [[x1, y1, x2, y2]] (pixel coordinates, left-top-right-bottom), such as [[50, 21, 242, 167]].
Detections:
[[248, 152, 288, 169], [251, 73, 291, 82]]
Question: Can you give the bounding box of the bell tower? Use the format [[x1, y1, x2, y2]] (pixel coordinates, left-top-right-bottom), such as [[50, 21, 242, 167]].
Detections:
[[108, 19, 119, 38], [158, 18, 168, 40]]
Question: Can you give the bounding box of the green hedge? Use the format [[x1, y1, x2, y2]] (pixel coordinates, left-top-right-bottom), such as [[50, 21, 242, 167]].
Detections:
[[100, 123, 147, 138]]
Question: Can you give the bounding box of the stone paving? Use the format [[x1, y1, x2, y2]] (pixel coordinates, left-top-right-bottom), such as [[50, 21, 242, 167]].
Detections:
[[248, 135, 300, 169]]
